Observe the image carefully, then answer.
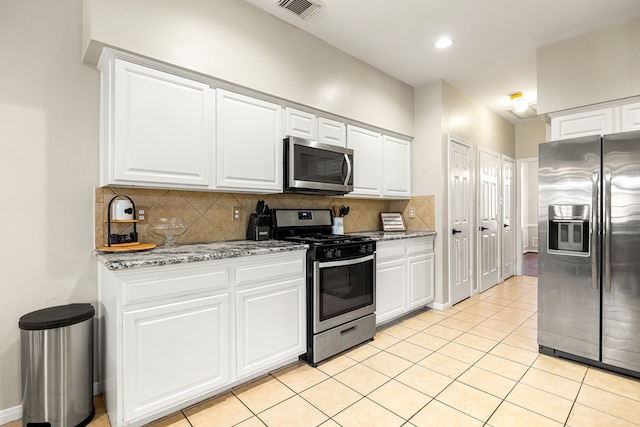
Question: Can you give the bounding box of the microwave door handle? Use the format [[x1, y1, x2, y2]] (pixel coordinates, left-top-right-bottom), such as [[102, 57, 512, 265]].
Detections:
[[343, 153, 352, 186]]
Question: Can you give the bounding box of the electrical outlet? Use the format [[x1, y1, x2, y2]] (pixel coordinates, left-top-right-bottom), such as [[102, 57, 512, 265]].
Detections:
[[232, 206, 241, 221], [408, 208, 416, 219], [137, 208, 146, 222]]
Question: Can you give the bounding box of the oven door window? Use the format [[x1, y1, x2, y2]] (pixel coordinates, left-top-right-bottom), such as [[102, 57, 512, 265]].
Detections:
[[294, 145, 350, 185], [317, 256, 374, 322]]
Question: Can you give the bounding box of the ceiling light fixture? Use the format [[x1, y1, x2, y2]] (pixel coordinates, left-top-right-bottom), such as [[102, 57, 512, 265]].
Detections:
[[510, 92, 529, 113], [435, 37, 453, 49]]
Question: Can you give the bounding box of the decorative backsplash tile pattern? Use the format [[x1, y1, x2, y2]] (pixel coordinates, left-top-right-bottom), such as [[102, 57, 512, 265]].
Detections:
[[95, 187, 435, 248]]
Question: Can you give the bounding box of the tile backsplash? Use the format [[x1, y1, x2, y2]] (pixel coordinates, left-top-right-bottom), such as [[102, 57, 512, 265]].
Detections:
[[95, 187, 435, 248]]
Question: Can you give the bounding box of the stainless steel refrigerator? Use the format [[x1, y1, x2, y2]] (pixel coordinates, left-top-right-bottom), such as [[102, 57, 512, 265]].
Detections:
[[538, 130, 640, 376]]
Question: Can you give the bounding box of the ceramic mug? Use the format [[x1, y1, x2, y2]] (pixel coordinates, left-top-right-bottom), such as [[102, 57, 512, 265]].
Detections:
[[112, 200, 134, 221]]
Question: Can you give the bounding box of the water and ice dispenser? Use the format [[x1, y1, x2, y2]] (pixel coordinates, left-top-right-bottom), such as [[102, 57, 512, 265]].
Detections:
[[547, 205, 590, 255]]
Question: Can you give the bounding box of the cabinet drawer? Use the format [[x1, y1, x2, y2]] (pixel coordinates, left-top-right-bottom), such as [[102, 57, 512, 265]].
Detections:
[[235, 253, 305, 287], [120, 264, 229, 306], [407, 238, 433, 255], [376, 241, 406, 261]]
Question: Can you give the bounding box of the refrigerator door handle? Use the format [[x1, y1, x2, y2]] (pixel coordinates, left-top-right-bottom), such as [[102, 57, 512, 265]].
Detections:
[[592, 171, 599, 291], [604, 171, 612, 293]]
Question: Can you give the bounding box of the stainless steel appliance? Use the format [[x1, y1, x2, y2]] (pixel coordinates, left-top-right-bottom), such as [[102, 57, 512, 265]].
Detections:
[[538, 130, 640, 376], [283, 136, 354, 196], [272, 208, 376, 366]]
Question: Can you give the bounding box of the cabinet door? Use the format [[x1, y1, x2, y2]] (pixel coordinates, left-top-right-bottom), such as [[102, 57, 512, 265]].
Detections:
[[110, 59, 212, 187], [285, 107, 317, 140], [347, 125, 382, 196], [318, 117, 346, 147], [382, 135, 411, 198], [620, 102, 640, 132], [216, 89, 283, 192], [122, 295, 229, 422], [376, 259, 407, 325], [236, 278, 306, 379], [408, 253, 434, 309], [551, 108, 613, 140]]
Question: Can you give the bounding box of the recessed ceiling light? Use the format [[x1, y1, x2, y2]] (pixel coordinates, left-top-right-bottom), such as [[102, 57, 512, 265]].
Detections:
[[435, 37, 453, 49]]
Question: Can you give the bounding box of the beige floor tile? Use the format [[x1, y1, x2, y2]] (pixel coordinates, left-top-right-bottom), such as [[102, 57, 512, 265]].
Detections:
[[511, 325, 537, 339], [457, 366, 516, 399], [437, 342, 485, 365], [451, 298, 478, 311], [361, 350, 413, 377], [463, 306, 500, 318], [413, 309, 447, 323], [87, 412, 112, 427], [400, 316, 433, 331], [509, 301, 537, 312], [450, 311, 487, 325], [369, 331, 401, 350], [147, 413, 191, 427], [500, 306, 535, 318], [532, 354, 588, 382], [489, 343, 538, 366], [566, 403, 637, 427], [478, 317, 518, 333], [405, 331, 449, 351], [489, 311, 527, 325], [235, 417, 266, 427], [576, 384, 640, 424], [385, 340, 433, 363], [436, 381, 502, 422], [300, 378, 362, 417], [333, 397, 405, 427], [501, 332, 538, 352], [368, 379, 431, 419], [344, 342, 381, 362], [316, 354, 357, 376], [438, 316, 475, 332], [453, 332, 499, 352], [488, 401, 563, 427], [466, 325, 510, 341], [381, 323, 419, 340], [474, 353, 529, 381], [334, 363, 390, 395], [520, 368, 582, 400], [424, 324, 463, 340], [185, 393, 254, 427], [410, 400, 484, 427], [233, 376, 295, 414], [506, 383, 573, 422], [257, 396, 327, 427], [273, 362, 330, 393], [418, 351, 471, 378], [583, 367, 640, 401], [396, 364, 454, 397], [94, 394, 106, 415], [481, 297, 513, 307], [521, 318, 537, 330], [318, 420, 341, 427]]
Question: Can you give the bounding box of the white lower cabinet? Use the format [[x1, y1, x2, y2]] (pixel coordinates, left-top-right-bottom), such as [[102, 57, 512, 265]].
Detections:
[[375, 236, 435, 326], [99, 250, 306, 427]]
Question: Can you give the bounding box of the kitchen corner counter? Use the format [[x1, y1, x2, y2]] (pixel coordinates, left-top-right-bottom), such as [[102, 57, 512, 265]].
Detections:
[[94, 240, 309, 271], [353, 230, 437, 241]]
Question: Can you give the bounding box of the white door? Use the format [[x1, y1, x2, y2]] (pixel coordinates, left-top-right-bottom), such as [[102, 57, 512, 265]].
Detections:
[[478, 148, 500, 292], [501, 155, 516, 280], [448, 138, 473, 305]]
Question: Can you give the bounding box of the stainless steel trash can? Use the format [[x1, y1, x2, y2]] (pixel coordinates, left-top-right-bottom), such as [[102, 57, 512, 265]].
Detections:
[[19, 303, 95, 427]]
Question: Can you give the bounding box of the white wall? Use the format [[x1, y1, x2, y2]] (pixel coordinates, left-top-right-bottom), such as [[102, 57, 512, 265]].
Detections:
[[82, 0, 415, 137], [0, 0, 100, 411], [537, 16, 640, 114]]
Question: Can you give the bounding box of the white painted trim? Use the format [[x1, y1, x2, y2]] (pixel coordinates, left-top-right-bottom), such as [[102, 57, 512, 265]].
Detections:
[[0, 404, 21, 425], [427, 301, 451, 311]]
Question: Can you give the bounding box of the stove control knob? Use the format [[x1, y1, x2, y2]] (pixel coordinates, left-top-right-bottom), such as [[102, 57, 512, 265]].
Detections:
[[335, 249, 341, 258], [325, 249, 334, 259]]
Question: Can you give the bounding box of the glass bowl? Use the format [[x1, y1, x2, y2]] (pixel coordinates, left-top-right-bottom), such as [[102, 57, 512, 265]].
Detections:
[[149, 217, 188, 247]]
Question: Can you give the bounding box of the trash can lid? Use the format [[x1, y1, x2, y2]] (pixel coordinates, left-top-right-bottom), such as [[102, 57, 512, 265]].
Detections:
[[19, 303, 95, 330]]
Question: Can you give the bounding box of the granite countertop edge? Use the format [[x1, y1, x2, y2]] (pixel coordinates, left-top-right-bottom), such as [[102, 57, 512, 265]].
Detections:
[[94, 231, 437, 271]]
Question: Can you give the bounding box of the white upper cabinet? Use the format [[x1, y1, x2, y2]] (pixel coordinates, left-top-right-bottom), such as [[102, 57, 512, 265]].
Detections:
[[318, 117, 346, 147], [215, 89, 283, 193], [285, 107, 317, 140], [621, 102, 640, 132], [382, 135, 411, 198], [100, 56, 213, 188], [347, 125, 383, 197]]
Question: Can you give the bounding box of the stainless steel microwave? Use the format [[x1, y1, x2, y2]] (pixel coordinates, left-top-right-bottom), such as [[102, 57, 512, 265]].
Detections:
[[283, 136, 354, 195]]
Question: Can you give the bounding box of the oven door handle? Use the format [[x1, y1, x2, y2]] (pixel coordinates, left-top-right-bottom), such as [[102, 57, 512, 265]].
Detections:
[[316, 254, 375, 269]]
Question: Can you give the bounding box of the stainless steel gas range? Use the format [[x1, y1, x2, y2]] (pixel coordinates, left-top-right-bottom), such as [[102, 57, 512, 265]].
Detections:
[[271, 208, 376, 366]]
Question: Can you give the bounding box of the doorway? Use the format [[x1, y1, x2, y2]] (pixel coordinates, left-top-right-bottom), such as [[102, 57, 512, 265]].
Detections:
[[516, 158, 539, 276]]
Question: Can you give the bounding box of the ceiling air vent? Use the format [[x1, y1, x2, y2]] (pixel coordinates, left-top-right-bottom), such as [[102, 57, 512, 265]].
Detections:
[[276, 0, 322, 19]]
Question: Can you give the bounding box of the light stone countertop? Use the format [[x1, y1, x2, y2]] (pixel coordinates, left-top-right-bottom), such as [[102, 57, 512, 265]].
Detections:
[[353, 230, 437, 241], [94, 240, 309, 271]]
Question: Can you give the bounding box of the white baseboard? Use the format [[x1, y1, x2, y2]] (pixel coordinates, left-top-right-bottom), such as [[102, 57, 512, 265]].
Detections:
[[0, 381, 103, 425], [427, 301, 450, 311], [0, 404, 21, 425]]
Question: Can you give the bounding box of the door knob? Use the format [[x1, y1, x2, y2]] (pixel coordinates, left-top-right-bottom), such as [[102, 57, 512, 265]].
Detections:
[[452, 229, 462, 234], [479, 226, 489, 231], [503, 224, 509, 228]]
